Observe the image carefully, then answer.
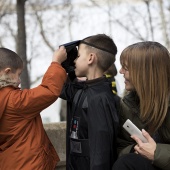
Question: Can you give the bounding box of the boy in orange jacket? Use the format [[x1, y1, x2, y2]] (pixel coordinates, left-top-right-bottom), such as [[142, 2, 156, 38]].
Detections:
[[0, 46, 67, 170]]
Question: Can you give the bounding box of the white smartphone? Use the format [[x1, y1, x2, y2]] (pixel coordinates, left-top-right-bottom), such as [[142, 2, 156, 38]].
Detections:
[[123, 119, 148, 143]]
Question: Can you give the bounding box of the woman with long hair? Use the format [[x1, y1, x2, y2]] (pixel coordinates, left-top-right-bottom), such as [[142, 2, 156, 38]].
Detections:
[[113, 41, 170, 170]]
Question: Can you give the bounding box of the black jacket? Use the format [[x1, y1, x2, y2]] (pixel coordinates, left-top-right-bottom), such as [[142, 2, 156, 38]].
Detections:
[[61, 76, 120, 170], [117, 91, 170, 170]]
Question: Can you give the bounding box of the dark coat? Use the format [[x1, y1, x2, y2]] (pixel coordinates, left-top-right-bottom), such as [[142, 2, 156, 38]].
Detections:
[[61, 76, 120, 170], [117, 92, 170, 170]]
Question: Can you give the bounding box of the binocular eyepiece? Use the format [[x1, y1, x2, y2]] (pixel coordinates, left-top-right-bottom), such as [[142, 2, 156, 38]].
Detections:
[[59, 40, 80, 73]]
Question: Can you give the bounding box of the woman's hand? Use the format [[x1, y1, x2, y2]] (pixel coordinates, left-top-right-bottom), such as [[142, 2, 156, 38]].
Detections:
[[131, 129, 156, 161]]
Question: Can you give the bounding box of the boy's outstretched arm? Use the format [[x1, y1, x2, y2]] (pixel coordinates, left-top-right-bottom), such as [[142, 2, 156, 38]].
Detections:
[[7, 46, 68, 116]]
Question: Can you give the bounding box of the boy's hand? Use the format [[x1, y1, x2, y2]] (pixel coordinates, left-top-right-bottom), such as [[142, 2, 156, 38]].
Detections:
[[53, 46, 67, 64]]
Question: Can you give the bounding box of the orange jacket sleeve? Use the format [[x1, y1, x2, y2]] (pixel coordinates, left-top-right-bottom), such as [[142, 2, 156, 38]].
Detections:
[[7, 62, 67, 118]]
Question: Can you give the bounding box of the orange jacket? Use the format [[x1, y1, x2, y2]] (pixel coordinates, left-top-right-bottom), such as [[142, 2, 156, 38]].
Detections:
[[0, 62, 67, 170]]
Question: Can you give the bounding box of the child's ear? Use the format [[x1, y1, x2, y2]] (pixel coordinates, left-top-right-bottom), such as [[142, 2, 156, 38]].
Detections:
[[88, 53, 96, 64], [4, 68, 11, 74]]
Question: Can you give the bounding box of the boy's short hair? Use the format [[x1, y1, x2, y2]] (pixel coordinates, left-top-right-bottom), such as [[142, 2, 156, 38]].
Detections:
[[82, 34, 117, 72], [105, 63, 117, 77], [0, 48, 23, 73]]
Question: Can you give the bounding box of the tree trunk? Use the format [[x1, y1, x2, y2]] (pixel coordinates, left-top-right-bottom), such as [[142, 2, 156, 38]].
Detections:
[[16, 0, 30, 89]]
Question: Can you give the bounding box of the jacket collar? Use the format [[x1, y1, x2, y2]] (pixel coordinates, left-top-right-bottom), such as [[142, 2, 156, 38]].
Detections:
[[122, 91, 140, 115], [85, 76, 107, 86]]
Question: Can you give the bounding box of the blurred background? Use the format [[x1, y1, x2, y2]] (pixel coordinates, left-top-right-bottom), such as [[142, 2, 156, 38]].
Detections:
[[0, 0, 169, 123]]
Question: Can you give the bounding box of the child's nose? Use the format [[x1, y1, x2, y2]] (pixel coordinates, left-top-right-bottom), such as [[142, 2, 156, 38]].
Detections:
[[18, 77, 21, 83], [119, 68, 124, 74], [74, 58, 77, 63]]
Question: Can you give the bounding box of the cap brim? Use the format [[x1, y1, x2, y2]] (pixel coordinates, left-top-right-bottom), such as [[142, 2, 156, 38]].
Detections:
[[59, 40, 81, 52]]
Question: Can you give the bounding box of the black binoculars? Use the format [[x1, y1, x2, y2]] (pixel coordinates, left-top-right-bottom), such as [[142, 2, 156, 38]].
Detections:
[[59, 40, 80, 73]]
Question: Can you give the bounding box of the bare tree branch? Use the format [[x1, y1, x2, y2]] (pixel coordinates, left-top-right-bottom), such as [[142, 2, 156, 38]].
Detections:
[[144, 0, 154, 40], [113, 18, 146, 41], [29, 0, 55, 52], [65, 0, 74, 40], [130, 6, 150, 40], [0, 0, 13, 19], [127, 8, 147, 41], [34, 10, 55, 51], [157, 0, 170, 48]]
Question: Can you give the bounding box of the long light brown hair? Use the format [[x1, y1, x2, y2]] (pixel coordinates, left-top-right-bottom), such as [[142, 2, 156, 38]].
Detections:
[[120, 41, 170, 133]]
